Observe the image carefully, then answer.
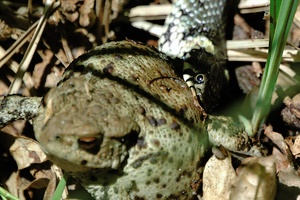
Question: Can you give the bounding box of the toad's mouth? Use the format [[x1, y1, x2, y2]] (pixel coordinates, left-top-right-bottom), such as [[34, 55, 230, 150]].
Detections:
[[37, 109, 140, 172], [40, 130, 140, 172], [77, 129, 139, 162]]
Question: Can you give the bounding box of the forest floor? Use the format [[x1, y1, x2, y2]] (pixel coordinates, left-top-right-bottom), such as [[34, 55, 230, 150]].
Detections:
[[0, 0, 300, 199]]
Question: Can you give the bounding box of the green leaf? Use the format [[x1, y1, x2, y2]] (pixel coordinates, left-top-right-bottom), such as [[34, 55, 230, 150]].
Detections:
[[0, 186, 19, 200], [52, 172, 69, 200], [251, 0, 299, 135]]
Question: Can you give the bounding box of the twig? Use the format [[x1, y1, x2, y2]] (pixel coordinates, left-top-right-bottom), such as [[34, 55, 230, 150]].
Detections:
[[0, 95, 41, 128]]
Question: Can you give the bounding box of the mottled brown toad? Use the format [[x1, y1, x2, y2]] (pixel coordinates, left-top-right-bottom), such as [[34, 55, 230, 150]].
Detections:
[[34, 40, 212, 199]]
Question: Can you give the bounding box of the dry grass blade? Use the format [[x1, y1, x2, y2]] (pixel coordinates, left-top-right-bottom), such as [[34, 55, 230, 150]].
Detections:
[[128, 4, 172, 21], [8, 0, 60, 94], [58, 26, 74, 63], [227, 49, 300, 62], [226, 39, 269, 49], [131, 21, 165, 37], [0, 20, 38, 69], [0, 1, 29, 30], [0, 47, 35, 91]]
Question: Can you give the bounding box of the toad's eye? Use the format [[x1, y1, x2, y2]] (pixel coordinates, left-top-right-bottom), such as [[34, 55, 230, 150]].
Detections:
[[195, 74, 206, 84], [78, 136, 102, 154]]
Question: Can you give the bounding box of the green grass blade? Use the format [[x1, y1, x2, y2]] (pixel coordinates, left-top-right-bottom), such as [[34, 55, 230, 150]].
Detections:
[[268, 0, 280, 44], [0, 186, 19, 200], [52, 172, 69, 200], [251, 0, 299, 135]]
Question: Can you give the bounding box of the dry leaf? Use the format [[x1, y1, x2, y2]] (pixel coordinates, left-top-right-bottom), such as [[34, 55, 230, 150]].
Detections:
[[5, 171, 26, 200], [264, 125, 294, 163], [288, 135, 300, 158], [9, 136, 48, 170], [230, 156, 276, 200], [203, 153, 236, 200], [272, 146, 300, 189], [264, 125, 299, 185]]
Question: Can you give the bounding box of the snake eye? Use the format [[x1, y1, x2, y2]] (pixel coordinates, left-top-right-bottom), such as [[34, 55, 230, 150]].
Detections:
[[195, 74, 206, 84]]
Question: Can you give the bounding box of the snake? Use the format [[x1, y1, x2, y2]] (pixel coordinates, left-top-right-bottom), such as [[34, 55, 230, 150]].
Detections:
[[158, 0, 230, 112]]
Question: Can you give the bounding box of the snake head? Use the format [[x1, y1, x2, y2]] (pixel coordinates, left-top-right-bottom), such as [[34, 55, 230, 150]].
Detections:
[[158, 0, 230, 112], [186, 48, 229, 112], [179, 44, 228, 111]]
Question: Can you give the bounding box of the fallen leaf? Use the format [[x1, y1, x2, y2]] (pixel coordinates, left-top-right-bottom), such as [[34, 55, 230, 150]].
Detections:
[[272, 147, 300, 189], [9, 136, 48, 170], [264, 125, 294, 163], [203, 153, 236, 200], [288, 135, 300, 158], [5, 171, 26, 200], [230, 156, 276, 200]]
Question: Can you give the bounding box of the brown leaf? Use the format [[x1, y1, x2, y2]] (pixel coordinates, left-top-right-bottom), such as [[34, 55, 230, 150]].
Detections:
[[288, 135, 300, 158], [43, 165, 65, 200], [264, 125, 300, 192], [19, 164, 56, 199], [272, 146, 300, 189], [5, 171, 26, 200], [272, 147, 292, 172], [230, 156, 276, 200], [9, 136, 48, 170], [203, 153, 236, 200], [264, 125, 294, 163]]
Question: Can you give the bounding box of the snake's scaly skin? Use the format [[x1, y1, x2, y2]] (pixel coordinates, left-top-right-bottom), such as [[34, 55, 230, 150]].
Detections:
[[159, 0, 229, 111]]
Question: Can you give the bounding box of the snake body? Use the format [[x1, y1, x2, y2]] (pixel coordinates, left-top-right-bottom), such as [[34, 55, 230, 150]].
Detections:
[[159, 0, 229, 111]]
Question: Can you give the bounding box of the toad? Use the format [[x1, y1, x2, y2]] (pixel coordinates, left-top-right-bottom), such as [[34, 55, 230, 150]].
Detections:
[[34, 41, 248, 199]]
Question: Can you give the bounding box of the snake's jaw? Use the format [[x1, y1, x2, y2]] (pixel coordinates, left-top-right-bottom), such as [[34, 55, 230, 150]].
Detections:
[[182, 59, 228, 111], [158, 0, 229, 112], [182, 61, 206, 109], [201, 61, 228, 111]]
